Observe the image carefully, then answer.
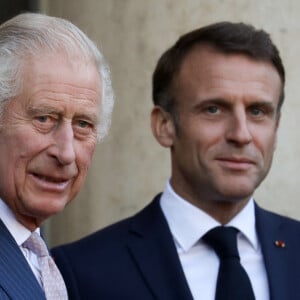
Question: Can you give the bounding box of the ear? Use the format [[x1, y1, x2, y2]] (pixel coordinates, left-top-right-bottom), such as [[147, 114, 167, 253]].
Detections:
[[151, 106, 176, 148]]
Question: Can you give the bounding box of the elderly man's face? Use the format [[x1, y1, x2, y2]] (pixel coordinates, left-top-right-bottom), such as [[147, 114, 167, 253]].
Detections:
[[0, 54, 101, 229]]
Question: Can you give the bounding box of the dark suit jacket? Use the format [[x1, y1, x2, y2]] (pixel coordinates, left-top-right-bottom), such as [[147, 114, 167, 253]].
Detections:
[[52, 195, 300, 300], [0, 220, 46, 300]]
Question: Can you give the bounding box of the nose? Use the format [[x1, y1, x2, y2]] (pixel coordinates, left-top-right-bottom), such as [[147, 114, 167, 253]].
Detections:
[[225, 111, 252, 146], [49, 122, 76, 165]]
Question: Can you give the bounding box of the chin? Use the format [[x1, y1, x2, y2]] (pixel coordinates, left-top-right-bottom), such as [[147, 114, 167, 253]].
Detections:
[[29, 197, 69, 217], [221, 190, 253, 202]]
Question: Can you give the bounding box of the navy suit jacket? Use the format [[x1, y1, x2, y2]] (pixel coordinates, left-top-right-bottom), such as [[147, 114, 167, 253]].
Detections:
[[0, 220, 46, 300], [52, 195, 300, 300]]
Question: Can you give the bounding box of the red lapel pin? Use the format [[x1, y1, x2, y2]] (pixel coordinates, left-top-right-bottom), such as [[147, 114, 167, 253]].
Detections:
[[274, 240, 286, 248]]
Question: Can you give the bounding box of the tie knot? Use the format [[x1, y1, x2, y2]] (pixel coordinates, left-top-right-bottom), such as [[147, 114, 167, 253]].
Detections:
[[23, 232, 49, 257], [203, 226, 239, 259]]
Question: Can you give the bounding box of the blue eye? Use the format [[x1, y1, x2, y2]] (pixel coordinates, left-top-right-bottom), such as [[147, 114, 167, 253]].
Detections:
[[206, 106, 219, 114], [250, 107, 263, 116], [37, 116, 49, 123], [78, 120, 89, 128]]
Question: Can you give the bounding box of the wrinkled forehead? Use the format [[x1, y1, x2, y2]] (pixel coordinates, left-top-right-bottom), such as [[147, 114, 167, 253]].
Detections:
[[19, 50, 102, 95]]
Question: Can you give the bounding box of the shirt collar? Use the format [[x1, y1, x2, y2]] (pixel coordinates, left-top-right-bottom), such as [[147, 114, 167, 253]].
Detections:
[[228, 196, 258, 250], [0, 198, 39, 246], [160, 181, 258, 252]]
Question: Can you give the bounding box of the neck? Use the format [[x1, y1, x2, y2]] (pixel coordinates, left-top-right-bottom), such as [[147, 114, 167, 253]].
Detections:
[[199, 199, 250, 224]]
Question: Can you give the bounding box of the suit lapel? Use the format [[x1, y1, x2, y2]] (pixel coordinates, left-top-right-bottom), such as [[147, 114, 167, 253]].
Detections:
[[121, 197, 300, 300], [126, 195, 193, 300], [256, 205, 300, 300], [0, 219, 46, 300]]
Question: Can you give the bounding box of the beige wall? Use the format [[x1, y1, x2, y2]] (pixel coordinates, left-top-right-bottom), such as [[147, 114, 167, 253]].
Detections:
[[42, 0, 300, 247]]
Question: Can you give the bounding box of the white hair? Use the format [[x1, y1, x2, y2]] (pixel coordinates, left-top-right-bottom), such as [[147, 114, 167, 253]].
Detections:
[[0, 12, 114, 141]]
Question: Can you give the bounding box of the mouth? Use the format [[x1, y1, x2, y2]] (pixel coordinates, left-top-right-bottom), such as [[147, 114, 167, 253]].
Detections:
[[33, 173, 69, 183], [30, 172, 73, 191], [216, 157, 255, 170], [218, 157, 254, 163]]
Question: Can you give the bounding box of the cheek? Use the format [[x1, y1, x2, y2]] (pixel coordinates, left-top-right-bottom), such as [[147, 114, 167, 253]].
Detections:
[[0, 133, 35, 171], [252, 130, 277, 163], [75, 143, 96, 172], [174, 128, 217, 168], [11, 128, 48, 155], [265, 136, 277, 158], [193, 126, 224, 154]]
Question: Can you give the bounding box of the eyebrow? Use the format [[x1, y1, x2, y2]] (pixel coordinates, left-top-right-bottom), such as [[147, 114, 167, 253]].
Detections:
[[194, 98, 276, 108], [27, 105, 100, 124], [192, 98, 232, 110], [27, 105, 62, 116], [74, 112, 99, 124]]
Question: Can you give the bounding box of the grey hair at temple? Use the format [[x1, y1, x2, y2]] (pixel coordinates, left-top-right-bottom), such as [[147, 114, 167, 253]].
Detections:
[[0, 12, 114, 141]]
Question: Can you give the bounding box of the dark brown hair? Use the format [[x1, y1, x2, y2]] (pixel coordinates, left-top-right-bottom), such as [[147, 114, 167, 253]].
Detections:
[[152, 22, 285, 116]]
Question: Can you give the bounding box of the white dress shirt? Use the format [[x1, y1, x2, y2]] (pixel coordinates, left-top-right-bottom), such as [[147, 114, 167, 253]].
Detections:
[[0, 198, 42, 285], [160, 181, 269, 300]]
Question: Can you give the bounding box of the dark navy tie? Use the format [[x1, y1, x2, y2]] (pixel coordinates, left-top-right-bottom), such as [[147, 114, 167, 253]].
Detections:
[[203, 226, 255, 300]]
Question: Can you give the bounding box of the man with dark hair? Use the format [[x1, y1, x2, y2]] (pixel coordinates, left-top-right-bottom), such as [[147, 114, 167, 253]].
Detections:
[[52, 22, 300, 300]]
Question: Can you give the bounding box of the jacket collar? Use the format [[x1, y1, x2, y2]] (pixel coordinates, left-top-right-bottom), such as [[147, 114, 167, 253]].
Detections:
[[0, 219, 45, 300], [255, 204, 300, 300], [127, 194, 193, 300]]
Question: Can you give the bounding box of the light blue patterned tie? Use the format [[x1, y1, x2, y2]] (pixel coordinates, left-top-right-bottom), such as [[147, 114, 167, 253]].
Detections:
[[23, 232, 68, 300]]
